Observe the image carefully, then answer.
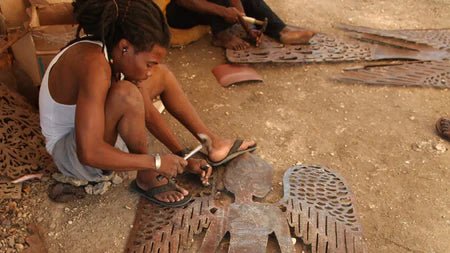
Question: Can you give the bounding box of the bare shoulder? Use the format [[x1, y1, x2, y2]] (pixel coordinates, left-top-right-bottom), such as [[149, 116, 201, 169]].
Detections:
[[64, 42, 112, 84]]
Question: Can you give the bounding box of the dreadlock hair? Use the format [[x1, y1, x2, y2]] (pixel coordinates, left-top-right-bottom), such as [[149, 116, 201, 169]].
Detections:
[[72, 0, 170, 57]]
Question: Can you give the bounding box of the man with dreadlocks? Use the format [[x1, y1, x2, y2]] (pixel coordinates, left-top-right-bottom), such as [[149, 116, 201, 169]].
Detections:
[[165, 0, 316, 50], [39, 0, 255, 207]]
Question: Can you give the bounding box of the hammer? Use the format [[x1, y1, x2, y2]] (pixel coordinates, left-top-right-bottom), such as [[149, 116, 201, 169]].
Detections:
[[156, 134, 212, 186]]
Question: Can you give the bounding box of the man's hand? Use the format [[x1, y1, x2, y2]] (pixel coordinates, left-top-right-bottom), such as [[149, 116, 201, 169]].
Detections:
[[186, 158, 212, 186], [222, 7, 244, 24], [157, 154, 188, 179]]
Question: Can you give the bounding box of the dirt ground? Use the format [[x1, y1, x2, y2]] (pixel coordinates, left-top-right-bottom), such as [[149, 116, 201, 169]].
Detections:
[[4, 0, 450, 252]]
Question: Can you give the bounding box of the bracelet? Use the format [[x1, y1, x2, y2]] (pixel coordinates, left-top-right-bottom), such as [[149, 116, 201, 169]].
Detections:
[[154, 153, 161, 170]]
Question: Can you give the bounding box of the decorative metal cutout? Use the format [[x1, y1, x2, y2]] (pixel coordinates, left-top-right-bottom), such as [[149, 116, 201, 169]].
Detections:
[[0, 83, 56, 179], [225, 30, 449, 64], [0, 181, 22, 199], [336, 24, 450, 51], [334, 61, 450, 88], [280, 164, 365, 253], [126, 196, 213, 253], [126, 154, 365, 253]]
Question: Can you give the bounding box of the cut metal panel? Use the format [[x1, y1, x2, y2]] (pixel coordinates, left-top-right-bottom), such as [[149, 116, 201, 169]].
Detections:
[[125, 197, 213, 253], [226, 32, 448, 64], [335, 61, 450, 88], [126, 155, 364, 253], [280, 164, 366, 253], [336, 24, 450, 51], [0, 83, 56, 179]]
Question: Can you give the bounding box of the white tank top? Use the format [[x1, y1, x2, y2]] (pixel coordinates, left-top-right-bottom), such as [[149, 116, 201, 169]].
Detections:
[[39, 40, 108, 153]]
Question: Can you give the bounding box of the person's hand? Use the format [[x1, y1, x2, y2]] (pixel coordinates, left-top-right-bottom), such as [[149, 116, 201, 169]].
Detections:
[[222, 7, 244, 24], [155, 154, 187, 179], [249, 29, 263, 46], [186, 158, 212, 186]]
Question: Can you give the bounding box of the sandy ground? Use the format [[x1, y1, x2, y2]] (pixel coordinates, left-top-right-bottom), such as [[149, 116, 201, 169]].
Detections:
[[4, 0, 450, 252]]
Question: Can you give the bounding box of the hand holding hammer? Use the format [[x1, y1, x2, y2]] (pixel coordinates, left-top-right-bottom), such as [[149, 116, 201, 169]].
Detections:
[[156, 134, 212, 186]]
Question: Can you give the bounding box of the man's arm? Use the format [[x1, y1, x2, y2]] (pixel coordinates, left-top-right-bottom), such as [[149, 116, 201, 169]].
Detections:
[[73, 53, 185, 178], [175, 0, 244, 23]]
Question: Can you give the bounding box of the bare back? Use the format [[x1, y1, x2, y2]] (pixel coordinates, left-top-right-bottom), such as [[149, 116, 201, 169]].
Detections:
[[47, 42, 111, 106]]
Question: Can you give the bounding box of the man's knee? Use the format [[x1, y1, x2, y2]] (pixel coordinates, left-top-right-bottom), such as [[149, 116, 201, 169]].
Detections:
[[108, 81, 144, 109]]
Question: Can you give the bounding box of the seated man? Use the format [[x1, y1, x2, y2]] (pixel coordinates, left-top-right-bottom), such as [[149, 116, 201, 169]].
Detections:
[[39, 0, 255, 207], [165, 0, 315, 50]]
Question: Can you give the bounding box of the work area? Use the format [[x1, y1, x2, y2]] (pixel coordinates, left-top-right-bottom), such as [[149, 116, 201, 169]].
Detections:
[[0, 0, 449, 253]]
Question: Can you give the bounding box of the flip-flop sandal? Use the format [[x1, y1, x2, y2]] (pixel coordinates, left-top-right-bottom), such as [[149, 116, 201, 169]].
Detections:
[[435, 118, 450, 141], [207, 139, 257, 167], [129, 180, 192, 208]]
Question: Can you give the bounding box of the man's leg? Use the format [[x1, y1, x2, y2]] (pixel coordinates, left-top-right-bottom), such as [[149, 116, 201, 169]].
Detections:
[[137, 65, 255, 163], [207, 0, 252, 50], [166, 1, 209, 29], [104, 80, 188, 203], [241, 0, 286, 39], [242, 0, 315, 44]]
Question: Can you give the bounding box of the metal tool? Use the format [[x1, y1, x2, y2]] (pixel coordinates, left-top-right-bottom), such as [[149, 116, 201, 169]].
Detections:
[[242, 16, 266, 26], [156, 134, 212, 185]]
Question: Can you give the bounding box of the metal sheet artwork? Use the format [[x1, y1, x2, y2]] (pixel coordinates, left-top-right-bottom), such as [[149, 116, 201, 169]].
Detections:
[[336, 24, 450, 51], [334, 61, 450, 88], [280, 164, 365, 253], [126, 196, 213, 253], [126, 154, 365, 253], [0, 83, 55, 180], [226, 32, 448, 64]]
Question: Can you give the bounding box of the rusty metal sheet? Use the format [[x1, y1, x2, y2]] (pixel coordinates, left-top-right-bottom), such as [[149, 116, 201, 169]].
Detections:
[[125, 196, 214, 253], [335, 61, 450, 88], [280, 164, 366, 253], [0, 83, 56, 179], [226, 32, 448, 64], [126, 155, 364, 253], [197, 154, 295, 253], [336, 24, 450, 51]]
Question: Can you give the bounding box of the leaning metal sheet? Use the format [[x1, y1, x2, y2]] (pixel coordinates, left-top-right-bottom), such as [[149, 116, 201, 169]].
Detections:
[[0, 83, 56, 179], [226, 32, 447, 64], [335, 61, 450, 88], [280, 164, 366, 253], [336, 24, 450, 51]]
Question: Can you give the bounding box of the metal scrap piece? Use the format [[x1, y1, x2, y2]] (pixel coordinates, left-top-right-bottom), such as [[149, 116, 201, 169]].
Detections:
[[335, 61, 450, 88], [336, 24, 450, 51], [0, 181, 22, 199], [280, 164, 366, 253]]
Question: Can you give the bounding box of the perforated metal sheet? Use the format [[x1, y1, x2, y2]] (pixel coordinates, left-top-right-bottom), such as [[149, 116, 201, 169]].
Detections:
[[0, 83, 56, 179], [280, 164, 365, 253], [335, 61, 450, 88], [225, 31, 447, 64], [336, 24, 450, 51]]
